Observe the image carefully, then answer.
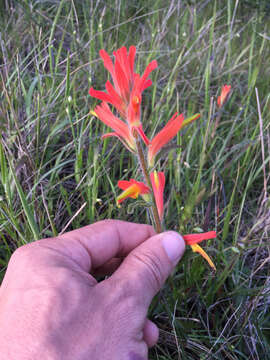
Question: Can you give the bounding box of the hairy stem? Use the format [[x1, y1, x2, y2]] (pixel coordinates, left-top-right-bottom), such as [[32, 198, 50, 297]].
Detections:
[[134, 134, 162, 233]]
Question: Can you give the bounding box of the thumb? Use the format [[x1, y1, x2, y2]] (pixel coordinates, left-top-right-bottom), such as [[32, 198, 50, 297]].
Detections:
[[111, 231, 185, 308]]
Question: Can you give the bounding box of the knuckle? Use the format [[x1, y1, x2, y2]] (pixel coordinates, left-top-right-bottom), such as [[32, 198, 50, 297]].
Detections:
[[9, 240, 53, 269], [10, 243, 36, 265]]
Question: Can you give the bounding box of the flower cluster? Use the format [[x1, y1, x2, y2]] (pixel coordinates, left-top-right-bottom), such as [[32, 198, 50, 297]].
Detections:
[[89, 46, 230, 271]]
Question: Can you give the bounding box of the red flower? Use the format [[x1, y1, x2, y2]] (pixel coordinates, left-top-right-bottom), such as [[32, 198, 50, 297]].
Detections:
[[147, 112, 200, 167], [91, 102, 136, 152], [150, 171, 165, 220], [183, 231, 216, 245], [217, 84, 231, 108], [183, 232, 216, 270], [89, 46, 157, 129], [117, 179, 150, 205]]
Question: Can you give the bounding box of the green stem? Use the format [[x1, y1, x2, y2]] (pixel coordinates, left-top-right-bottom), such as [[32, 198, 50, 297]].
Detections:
[[134, 134, 162, 233]]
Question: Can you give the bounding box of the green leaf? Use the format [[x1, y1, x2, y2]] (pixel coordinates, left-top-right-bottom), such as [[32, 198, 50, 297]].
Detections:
[[9, 162, 39, 241]]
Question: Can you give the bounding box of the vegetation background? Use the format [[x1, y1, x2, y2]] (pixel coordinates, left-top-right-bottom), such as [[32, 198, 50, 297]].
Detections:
[[0, 0, 269, 359]]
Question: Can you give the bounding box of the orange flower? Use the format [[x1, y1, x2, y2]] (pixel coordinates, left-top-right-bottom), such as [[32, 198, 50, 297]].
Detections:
[[117, 179, 150, 205], [183, 232, 216, 270], [147, 112, 200, 167], [89, 46, 157, 129], [91, 102, 136, 152], [89, 46, 136, 114], [217, 84, 231, 108], [150, 171, 165, 220]]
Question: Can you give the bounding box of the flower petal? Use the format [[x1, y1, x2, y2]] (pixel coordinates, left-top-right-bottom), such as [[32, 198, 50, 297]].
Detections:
[[99, 49, 114, 74], [217, 84, 231, 108], [118, 180, 134, 190], [117, 184, 140, 204], [117, 179, 150, 204], [89, 88, 114, 103], [115, 57, 130, 102], [148, 113, 184, 167], [141, 79, 152, 91], [105, 81, 126, 115], [139, 60, 158, 92], [89, 46, 157, 133], [93, 102, 135, 151], [150, 171, 165, 220], [128, 45, 136, 75], [190, 244, 216, 270], [181, 113, 200, 129], [127, 93, 141, 127], [183, 231, 216, 245]]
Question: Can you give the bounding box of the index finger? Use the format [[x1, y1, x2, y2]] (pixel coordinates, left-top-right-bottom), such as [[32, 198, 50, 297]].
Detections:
[[57, 220, 155, 272]]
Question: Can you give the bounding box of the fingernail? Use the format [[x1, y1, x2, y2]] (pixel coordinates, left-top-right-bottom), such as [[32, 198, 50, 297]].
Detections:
[[162, 232, 185, 265]]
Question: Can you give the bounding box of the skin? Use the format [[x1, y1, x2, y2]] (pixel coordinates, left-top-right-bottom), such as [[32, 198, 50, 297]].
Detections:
[[0, 220, 185, 360]]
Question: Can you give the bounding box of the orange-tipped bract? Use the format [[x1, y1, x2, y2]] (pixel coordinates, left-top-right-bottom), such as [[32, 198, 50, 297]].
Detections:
[[217, 84, 231, 108], [183, 232, 217, 270], [147, 112, 200, 167], [150, 171, 165, 220], [117, 179, 150, 205]]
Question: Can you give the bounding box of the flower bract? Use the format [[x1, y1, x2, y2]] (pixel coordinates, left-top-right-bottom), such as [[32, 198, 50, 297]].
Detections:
[[150, 171, 165, 220], [89, 46, 157, 132], [183, 231, 216, 270], [91, 102, 136, 152], [147, 112, 200, 167], [117, 179, 150, 205], [217, 84, 231, 108]]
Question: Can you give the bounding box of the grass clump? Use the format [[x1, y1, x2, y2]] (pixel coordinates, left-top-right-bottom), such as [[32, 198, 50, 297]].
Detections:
[[0, 0, 269, 359]]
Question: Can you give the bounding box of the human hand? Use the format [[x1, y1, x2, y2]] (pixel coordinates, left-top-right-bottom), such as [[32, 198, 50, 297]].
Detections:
[[0, 220, 185, 360]]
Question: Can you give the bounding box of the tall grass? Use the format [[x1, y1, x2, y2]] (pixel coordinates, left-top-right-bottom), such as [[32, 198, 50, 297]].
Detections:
[[0, 1, 269, 359]]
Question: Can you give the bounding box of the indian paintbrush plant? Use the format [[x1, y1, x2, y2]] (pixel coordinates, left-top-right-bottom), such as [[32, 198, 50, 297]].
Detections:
[[89, 46, 231, 271]]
